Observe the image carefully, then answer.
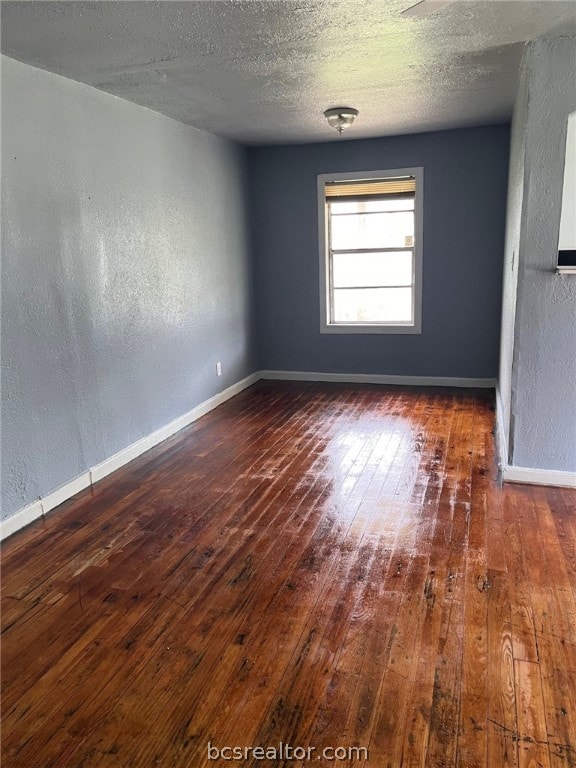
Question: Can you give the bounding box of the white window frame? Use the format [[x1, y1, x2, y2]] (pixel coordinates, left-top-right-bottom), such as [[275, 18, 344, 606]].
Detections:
[[318, 167, 423, 334]]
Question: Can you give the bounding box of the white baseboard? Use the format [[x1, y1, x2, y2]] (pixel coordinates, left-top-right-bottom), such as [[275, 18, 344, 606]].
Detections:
[[502, 465, 576, 488], [0, 472, 95, 541], [9, 370, 570, 541], [495, 384, 575, 488], [0, 499, 44, 541], [494, 385, 509, 469], [260, 370, 496, 389], [43, 471, 92, 513], [1, 373, 260, 541], [90, 372, 259, 484]]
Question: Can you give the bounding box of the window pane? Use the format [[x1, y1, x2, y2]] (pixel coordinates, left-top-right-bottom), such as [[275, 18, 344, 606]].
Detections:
[[333, 251, 413, 288], [333, 287, 413, 324], [331, 211, 414, 250], [330, 198, 415, 214]]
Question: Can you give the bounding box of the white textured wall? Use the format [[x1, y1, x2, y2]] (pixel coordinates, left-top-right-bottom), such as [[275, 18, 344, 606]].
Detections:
[[500, 36, 576, 473], [1, 56, 256, 521]]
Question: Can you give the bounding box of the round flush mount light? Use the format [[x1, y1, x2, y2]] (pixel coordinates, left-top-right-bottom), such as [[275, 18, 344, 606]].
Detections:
[[323, 106, 359, 135]]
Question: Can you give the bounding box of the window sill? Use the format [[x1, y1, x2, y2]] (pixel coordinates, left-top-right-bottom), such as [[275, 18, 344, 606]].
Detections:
[[321, 323, 422, 335]]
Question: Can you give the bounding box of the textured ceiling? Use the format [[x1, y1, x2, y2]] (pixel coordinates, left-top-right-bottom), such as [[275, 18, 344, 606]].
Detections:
[[1, 1, 575, 144]]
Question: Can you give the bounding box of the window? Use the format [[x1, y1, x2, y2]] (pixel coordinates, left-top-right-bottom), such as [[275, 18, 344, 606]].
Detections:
[[318, 168, 423, 334]]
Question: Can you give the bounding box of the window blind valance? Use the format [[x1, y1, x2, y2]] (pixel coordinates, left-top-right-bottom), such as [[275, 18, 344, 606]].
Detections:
[[325, 177, 416, 201]]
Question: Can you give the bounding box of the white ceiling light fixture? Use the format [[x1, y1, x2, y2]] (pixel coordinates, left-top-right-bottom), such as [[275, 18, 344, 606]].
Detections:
[[324, 107, 359, 135]]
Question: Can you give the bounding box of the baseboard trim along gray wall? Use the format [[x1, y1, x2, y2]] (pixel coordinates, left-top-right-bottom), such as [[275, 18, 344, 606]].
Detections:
[[260, 370, 496, 388], [5, 369, 574, 541], [0, 373, 260, 540], [495, 386, 576, 489], [501, 466, 576, 488]]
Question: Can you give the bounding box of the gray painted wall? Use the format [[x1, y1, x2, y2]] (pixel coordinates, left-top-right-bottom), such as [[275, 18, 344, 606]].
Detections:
[[249, 125, 510, 378], [1, 55, 256, 521], [500, 37, 576, 473]]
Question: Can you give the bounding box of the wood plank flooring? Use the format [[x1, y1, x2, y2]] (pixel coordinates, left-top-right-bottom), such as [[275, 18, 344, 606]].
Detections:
[[2, 381, 575, 767]]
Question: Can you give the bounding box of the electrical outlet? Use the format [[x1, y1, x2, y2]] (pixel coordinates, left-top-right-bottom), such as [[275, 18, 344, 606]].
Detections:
[[216, 362, 222, 377]]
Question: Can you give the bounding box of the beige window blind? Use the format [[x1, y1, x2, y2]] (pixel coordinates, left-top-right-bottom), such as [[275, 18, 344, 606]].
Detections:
[[325, 177, 416, 200]]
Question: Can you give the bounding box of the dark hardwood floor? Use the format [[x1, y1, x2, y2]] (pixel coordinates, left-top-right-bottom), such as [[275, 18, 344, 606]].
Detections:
[[2, 381, 575, 767]]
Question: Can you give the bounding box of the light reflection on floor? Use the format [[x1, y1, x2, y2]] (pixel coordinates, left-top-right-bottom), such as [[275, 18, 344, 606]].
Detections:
[[320, 413, 428, 545]]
